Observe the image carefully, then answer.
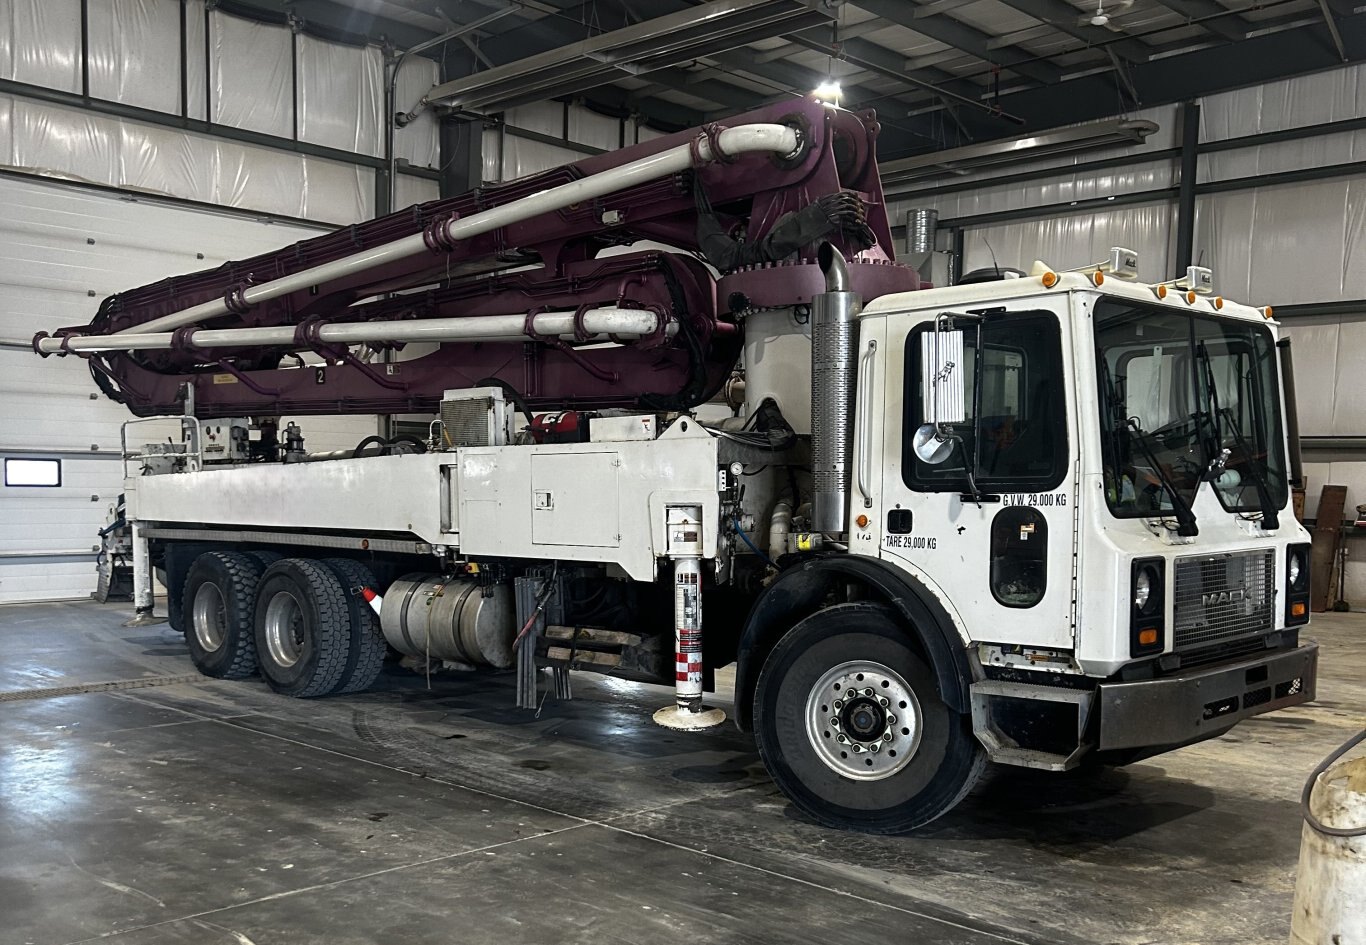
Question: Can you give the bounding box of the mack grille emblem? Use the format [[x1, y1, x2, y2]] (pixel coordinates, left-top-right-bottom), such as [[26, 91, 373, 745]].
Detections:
[[1203, 588, 1247, 606]]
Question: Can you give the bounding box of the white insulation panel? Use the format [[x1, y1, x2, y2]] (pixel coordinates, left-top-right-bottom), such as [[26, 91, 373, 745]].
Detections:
[[0, 92, 375, 224], [0, 1, 438, 221], [210, 11, 293, 139], [961, 202, 1175, 282]]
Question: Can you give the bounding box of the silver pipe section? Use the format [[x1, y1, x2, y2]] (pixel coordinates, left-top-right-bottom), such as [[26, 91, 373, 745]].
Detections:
[[810, 243, 863, 536], [37, 308, 663, 354], [35, 123, 799, 354]]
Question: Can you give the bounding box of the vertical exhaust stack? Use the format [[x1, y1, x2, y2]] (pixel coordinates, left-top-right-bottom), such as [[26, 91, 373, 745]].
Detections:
[[811, 243, 864, 536], [904, 208, 938, 283]]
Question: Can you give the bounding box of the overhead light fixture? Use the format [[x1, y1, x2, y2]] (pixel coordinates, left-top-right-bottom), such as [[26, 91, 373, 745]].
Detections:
[[813, 79, 842, 103], [421, 0, 832, 115], [879, 118, 1160, 190]]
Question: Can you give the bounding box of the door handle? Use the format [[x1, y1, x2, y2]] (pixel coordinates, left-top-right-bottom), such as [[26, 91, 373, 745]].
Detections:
[[856, 339, 877, 508]]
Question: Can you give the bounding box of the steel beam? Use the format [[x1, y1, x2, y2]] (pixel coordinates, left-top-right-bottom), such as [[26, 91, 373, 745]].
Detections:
[[0, 77, 439, 181], [1149, 0, 1252, 42], [424, 0, 830, 114], [440, 118, 484, 199], [993, 0, 1154, 62], [852, 0, 1064, 85], [880, 13, 1366, 162], [1174, 101, 1200, 271]]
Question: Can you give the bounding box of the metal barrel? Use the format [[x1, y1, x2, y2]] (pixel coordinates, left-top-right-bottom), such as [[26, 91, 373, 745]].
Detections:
[[379, 574, 516, 668]]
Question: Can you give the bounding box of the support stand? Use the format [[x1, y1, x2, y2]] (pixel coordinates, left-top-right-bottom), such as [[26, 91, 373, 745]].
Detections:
[[122, 522, 166, 627], [653, 549, 725, 731]]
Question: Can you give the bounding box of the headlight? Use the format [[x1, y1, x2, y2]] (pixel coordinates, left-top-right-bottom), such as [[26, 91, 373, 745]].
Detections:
[[1134, 570, 1152, 611], [1130, 558, 1166, 656]]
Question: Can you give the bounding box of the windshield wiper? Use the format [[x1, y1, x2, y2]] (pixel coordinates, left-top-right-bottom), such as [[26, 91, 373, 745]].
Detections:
[[1218, 406, 1281, 529], [1193, 342, 1231, 482], [1126, 417, 1199, 537]]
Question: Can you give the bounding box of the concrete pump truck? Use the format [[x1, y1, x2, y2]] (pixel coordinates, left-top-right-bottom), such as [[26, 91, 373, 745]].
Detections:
[[35, 98, 1317, 833]]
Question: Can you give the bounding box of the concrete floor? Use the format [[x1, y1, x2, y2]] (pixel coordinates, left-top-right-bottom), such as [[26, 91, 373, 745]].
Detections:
[[1, 601, 1362, 945]]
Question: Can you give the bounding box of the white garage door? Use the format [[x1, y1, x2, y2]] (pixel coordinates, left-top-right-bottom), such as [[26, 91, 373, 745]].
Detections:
[[0, 174, 375, 603]]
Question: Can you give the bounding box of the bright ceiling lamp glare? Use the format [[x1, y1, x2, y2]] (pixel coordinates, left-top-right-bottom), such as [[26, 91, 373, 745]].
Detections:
[[813, 79, 842, 104]]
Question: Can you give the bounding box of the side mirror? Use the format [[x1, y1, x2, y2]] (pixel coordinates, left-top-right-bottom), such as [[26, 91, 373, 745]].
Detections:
[[913, 423, 954, 464], [915, 323, 966, 465]]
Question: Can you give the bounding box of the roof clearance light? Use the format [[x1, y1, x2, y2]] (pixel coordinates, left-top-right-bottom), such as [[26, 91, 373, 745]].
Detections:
[[1042, 271, 1059, 288], [1107, 246, 1139, 280], [1186, 265, 1214, 295]]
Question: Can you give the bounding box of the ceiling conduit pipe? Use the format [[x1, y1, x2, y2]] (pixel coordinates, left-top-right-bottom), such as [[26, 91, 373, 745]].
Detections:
[[34, 122, 799, 354], [385, 7, 519, 212]]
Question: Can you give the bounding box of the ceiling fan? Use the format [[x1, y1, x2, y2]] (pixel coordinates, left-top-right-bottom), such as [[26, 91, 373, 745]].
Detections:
[[1078, 0, 1135, 30]]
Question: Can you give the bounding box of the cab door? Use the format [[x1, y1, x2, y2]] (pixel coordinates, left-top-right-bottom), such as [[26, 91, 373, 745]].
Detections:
[[870, 302, 1079, 652]]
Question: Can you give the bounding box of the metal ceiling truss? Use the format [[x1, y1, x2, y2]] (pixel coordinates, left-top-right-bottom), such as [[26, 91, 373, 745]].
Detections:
[[423, 0, 831, 114]]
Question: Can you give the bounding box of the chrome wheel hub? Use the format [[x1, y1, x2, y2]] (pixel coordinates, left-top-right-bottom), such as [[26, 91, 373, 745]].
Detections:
[[191, 582, 227, 652], [263, 591, 305, 668], [805, 660, 922, 780]]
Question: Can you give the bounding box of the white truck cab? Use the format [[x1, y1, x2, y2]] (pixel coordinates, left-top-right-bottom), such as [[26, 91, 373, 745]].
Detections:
[[818, 263, 1315, 771]]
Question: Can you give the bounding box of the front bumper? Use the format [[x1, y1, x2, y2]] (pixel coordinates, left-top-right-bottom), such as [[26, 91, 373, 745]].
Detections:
[[1096, 642, 1318, 751]]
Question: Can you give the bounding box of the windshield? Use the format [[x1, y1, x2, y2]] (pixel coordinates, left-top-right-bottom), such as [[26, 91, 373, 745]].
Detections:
[[1094, 298, 1287, 520]]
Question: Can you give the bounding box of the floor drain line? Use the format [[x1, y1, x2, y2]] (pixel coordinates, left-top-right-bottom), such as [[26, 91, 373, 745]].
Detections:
[[0, 673, 207, 703]]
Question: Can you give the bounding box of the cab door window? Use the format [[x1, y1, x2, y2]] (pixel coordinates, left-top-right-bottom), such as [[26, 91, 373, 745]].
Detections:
[[904, 312, 1068, 492]]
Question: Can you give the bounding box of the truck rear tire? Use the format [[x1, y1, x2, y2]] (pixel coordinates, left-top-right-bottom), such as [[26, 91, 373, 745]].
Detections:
[[253, 558, 351, 698], [753, 602, 985, 834], [320, 558, 386, 694], [182, 551, 264, 679]]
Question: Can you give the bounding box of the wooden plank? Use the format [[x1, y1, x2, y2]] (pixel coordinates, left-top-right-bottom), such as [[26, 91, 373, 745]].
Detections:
[[1310, 485, 1347, 612], [544, 625, 640, 646], [546, 647, 621, 667]]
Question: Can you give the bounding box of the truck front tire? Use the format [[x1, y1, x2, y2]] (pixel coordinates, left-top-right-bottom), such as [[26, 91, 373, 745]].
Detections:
[[753, 602, 984, 834], [182, 551, 264, 679], [253, 558, 351, 698]]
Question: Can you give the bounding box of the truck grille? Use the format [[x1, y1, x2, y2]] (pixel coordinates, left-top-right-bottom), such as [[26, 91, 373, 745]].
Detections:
[[1173, 550, 1275, 650]]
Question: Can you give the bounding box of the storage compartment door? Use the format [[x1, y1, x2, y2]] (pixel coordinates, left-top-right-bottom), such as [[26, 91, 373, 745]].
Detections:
[[530, 453, 620, 547]]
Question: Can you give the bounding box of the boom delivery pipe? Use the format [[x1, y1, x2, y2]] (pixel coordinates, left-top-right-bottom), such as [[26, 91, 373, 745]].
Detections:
[[34, 309, 665, 354], [33, 124, 800, 354]]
